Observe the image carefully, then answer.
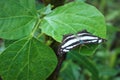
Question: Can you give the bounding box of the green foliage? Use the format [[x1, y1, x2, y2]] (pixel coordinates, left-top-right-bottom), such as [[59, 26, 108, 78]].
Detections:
[[0, 0, 107, 80], [0, 37, 57, 80], [69, 51, 99, 80], [0, 0, 37, 39], [59, 60, 81, 80], [59, 51, 100, 80], [40, 1, 106, 55], [41, 2, 106, 42]]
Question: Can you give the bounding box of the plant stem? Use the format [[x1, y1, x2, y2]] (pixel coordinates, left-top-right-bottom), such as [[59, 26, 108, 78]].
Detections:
[[31, 19, 42, 37], [37, 33, 44, 38]]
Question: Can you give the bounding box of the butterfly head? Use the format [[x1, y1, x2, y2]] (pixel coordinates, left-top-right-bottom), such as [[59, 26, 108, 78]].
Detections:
[[98, 38, 107, 43], [79, 40, 84, 44]]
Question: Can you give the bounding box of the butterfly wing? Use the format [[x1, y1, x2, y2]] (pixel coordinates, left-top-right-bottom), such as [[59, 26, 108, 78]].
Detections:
[[58, 35, 80, 54], [58, 30, 106, 55]]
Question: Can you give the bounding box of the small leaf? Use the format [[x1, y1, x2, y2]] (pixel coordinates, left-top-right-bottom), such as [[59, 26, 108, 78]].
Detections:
[[38, 4, 53, 15], [77, 44, 99, 55], [0, 0, 37, 39], [59, 60, 81, 80], [41, 1, 106, 42], [0, 37, 57, 80], [69, 51, 99, 80]]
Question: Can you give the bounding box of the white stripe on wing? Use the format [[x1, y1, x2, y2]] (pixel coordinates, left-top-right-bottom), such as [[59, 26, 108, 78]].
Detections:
[[79, 36, 98, 40], [61, 38, 79, 48], [63, 35, 75, 42]]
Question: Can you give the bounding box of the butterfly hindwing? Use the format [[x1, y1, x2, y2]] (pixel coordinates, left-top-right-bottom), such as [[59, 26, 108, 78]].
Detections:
[[58, 34, 79, 54]]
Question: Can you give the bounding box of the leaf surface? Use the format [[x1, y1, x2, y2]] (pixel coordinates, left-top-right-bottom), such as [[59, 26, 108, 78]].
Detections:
[[41, 2, 106, 42], [0, 0, 37, 39], [0, 37, 57, 80]]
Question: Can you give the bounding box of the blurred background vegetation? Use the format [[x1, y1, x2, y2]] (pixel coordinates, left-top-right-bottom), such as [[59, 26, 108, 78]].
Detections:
[[0, 0, 120, 80]]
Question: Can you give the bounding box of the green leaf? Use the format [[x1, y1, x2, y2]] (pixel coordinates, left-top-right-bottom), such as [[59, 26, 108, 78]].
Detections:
[[41, 1, 106, 42], [0, 37, 57, 80], [59, 60, 81, 80], [4, 40, 17, 47], [69, 51, 99, 80], [75, 44, 99, 55], [38, 4, 53, 15], [0, 0, 37, 39]]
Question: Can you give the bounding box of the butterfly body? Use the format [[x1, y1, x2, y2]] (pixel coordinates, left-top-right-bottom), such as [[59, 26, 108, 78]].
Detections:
[[79, 40, 84, 44], [58, 30, 106, 55]]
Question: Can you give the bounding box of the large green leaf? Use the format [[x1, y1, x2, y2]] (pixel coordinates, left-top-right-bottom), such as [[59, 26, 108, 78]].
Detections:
[[41, 1, 106, 42], [0, 0, 37, 39], [0, 37, 57, 80]]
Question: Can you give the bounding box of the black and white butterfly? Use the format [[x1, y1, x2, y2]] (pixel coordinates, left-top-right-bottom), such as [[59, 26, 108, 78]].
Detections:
[[58, 30, 106, 55]]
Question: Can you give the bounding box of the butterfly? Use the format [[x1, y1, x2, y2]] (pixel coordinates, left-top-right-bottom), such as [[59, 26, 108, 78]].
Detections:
[[58, 30, 106, 55]]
